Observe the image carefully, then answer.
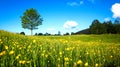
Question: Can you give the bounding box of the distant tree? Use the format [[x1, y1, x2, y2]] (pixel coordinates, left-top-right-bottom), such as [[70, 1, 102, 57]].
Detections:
[[38, 33, 43, 36], [35, 33, 38, 36], [71, 32, 75, 35], [90, 19, 103, 34], [89, 19, 120, 34], [20, 32, 25, 35], [114, 19, 120, 34], [102, 22, 107, 34], [21, 8, 43, 36], [105, 20, 115, 34], [64, 32, 69, 35], [58, 31, 61, 35]]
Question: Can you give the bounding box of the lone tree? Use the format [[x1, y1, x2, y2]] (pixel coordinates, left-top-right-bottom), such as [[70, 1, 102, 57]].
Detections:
[[21, 8, 43, 35]]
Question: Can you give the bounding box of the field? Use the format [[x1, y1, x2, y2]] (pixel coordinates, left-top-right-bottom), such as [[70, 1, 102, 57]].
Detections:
[[0, 30, 120, 67]]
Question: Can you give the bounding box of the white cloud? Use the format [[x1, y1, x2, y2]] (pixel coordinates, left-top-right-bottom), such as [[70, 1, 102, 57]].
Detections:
[[104, 17, 111, 22], [111, 3, 120, 18], [67, 1, 84, 7], [67, 2, 79, 7], [63, 20, 78, 29], [47, 28, 56, 31]]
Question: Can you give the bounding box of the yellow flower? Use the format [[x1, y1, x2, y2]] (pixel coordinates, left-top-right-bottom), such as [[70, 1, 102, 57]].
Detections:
[[57, 58, 60, 61], [41, 53, 44, 56], [84, 62, 88, 67], [65, 48, 70, 50], [28, 45, 31, 48], [86, 52, 89, 55], [110, 55, 113, 58], [45, 54, 48, 58], [19, 60, 26, 64], [95, 63, 99, 67], [26, 61, 31, 63], [59, 52, 62, 55], [0, 39, 3, 44], [77, 60, 82, 64], [9, 50, 14, 55], [64, 57, 69, 61], [33, 40, 36, 43], [73, 62, 77, 67], [0, 51, 6, 56], [58, 64, 60, 67], [16, 54, 21, 59], [5, 46, 8, 50]]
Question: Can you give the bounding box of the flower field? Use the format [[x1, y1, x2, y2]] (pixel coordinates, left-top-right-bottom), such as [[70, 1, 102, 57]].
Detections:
[[0, 30, 120, 67]]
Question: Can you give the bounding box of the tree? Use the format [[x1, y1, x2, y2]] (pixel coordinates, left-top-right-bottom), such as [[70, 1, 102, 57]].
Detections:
[[58, 31, 61, 35], [35, 33, 38, 36], [71, 32, 75, 35], [64, 32, 69, 35], [105, 20, 115, 34], [20, 32, 25, 35], [21, 8, 43, 36], [38, 33, 43, 36], [90, 19, 102, 34], [114, 19, 120, 34]]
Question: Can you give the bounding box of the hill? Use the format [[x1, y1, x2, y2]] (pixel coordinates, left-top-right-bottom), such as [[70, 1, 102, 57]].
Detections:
[[75, 28, 90, 34]]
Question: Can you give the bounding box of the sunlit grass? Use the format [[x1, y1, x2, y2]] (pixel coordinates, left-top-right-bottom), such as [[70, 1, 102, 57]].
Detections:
[[0, 30, 120, 67]]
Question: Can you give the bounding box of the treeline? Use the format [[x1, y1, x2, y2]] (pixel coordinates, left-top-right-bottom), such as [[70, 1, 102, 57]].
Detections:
[[89, 19, 120, 34]]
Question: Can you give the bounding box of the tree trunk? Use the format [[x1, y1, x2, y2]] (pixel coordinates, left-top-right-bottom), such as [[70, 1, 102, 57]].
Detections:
[[31, 29, 33, 36]]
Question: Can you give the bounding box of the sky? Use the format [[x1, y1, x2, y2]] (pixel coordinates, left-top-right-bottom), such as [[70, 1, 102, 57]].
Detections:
[[0, 0, 120, 35]]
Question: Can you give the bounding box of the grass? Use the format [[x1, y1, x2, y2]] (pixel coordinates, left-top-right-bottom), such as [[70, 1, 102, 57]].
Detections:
[[0, 30, 120, 67]]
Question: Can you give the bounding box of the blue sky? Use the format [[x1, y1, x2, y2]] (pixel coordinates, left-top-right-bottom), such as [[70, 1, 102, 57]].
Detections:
[[0, 0, 120, 35]]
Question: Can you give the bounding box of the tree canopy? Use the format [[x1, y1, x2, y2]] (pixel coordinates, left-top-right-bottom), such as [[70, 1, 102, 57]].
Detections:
[[21, 8, 43, 35], [89, 19, 120, 34]]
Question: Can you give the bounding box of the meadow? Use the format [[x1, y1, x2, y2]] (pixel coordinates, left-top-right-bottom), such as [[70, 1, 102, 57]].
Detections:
[[0, 30, 120, 67]]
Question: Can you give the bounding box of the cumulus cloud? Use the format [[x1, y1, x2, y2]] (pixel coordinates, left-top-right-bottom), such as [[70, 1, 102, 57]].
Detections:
[[67, 1, 84, 7], [63, 20, 78, 29], [104, 17, 111, 22], [111, 3, 120, 18], [67, 2, 79, 7]]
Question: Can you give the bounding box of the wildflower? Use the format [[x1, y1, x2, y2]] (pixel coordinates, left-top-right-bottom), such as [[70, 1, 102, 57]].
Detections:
[[33, 39, 36, 43], [19, 47, 22, 50], [65, 48, 70, 50], [58, 64, 60, 67], [110, 55, 113, 58], [28, 45, 31, 48], [0, 51, 6, 56], [86, 52, 89, 55], [41, 53, 44, 56], [73, 62, 77, 67], [0, 39, 3, 44], [77, 60, 82, 64], [59, 52, 62, 55], [19, 60, 26, 64], [45, 54, 48, 58], [84, 62, 88, 67], [26, 61, 31, 63], [16, 54, 21, 59], [57, 58, 60, 61], [9, 50, 14, 55], [64, 57, 69, 61], [5, 46, 8, 50], [95, 63, 99, 67]]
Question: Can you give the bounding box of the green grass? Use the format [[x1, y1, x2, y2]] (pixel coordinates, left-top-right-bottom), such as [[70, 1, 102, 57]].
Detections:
[[0, 30, 120, 67]]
